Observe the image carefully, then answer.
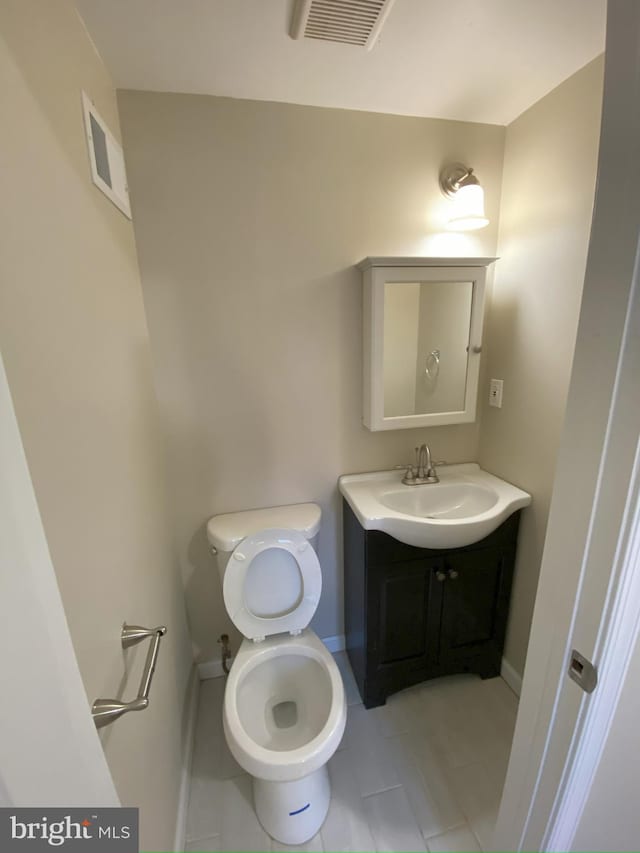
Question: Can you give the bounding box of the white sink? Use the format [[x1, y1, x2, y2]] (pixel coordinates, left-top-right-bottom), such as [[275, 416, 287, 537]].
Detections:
[[339, 463, 531, 549], [379, 481, 499, 519]]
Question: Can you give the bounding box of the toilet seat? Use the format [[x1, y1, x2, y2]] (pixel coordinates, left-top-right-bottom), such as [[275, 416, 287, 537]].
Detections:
[[223, 630, 346, 783], [223, 528, 322, 641]]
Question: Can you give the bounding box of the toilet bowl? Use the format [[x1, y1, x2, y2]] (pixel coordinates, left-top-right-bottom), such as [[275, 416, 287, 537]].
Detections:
[[207, 504, 346, 845]]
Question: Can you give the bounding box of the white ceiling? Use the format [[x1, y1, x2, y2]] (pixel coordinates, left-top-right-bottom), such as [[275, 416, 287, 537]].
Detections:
[[76, 0, 606, 126]]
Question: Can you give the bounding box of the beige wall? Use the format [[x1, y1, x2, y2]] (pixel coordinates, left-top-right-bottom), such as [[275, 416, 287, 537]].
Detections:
[[0, 2, 193, 850], [118, 90, 505, 662], [479, 57, 604, 676]]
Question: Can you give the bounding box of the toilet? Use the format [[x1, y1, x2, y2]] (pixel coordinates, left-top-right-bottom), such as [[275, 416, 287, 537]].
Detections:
[[206, 503, 346, 845]]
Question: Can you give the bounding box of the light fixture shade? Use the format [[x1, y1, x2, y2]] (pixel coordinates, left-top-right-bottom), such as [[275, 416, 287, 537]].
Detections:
[[447, 183, 489, 231]]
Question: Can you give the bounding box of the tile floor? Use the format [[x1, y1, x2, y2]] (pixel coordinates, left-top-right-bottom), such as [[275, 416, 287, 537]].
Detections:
[[184, 652, 518, 852]]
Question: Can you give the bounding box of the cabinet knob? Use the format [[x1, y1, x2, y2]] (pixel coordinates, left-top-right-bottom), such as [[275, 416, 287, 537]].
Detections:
[[436, 570, 447, 582], [448, 569, 459, 580]]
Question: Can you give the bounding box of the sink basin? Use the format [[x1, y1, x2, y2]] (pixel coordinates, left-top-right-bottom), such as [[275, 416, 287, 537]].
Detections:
[[339, 463, 531, 549], [379, 482, 499, 520]]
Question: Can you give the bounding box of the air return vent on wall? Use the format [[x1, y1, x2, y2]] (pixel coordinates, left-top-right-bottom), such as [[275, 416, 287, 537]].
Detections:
[[81, 92, 131, 219], [290, 0, 396, 49]]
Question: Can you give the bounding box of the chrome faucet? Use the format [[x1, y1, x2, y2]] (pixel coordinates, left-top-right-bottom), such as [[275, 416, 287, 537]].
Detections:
[[396, 444, 441, 485], [418, 443, 439, 483]]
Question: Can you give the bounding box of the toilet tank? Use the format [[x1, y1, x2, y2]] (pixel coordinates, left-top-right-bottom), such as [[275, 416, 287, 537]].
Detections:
[[206, 503, 322, 584]]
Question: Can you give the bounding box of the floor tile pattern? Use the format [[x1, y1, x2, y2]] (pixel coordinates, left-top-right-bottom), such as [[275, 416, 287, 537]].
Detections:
[[185, 652, 518, 852]]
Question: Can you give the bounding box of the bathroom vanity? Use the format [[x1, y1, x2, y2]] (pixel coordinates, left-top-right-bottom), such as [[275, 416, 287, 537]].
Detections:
[[339, 464, 531, 708], [343, 503, 520, 708]]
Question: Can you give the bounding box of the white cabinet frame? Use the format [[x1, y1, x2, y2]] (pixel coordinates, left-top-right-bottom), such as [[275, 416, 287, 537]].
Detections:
[[359, 257, 496, 431]]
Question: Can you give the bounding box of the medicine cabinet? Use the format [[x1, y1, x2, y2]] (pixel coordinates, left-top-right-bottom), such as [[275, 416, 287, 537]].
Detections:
[[358, 257, 496, 431]]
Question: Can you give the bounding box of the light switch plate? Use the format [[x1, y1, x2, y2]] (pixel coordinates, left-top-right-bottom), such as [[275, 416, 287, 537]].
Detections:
[[489, 378, 504, 408]]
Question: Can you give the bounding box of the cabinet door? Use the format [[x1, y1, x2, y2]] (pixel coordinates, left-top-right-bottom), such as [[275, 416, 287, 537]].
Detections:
[[371, 558, 442, 668], [438, 547, 510, 668]]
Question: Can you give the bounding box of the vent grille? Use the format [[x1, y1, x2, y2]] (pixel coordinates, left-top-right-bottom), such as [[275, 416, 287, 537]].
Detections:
[[290, 0, 396, 50]]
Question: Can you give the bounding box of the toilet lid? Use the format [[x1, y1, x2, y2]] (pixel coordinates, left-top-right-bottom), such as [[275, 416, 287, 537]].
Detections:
[[223, 528, 322, 641]]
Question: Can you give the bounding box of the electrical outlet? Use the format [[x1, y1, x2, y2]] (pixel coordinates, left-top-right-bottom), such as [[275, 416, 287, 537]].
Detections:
[[489, 378, 504, 408]]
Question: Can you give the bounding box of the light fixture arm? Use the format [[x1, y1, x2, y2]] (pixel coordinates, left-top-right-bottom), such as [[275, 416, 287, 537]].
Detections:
[[439, 163, 480, 198]]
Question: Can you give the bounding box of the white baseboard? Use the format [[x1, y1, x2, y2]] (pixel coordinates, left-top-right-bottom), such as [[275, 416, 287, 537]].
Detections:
[[173, 665, 200, 853], [321, 633, 346, 653], [197, 634, 347, 681], [501, 656, 523, 697], [197, 657, 231, 680]]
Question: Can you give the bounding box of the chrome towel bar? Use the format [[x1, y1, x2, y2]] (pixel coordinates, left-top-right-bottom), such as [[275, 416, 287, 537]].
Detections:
[[92, 623, 166, 729]]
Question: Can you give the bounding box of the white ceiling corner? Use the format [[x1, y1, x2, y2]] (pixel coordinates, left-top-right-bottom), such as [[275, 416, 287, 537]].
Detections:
[[75, 0, 606, 126]]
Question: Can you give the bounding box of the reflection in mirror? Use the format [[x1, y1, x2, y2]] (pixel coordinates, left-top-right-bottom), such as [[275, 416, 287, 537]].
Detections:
[[383, 281, 473, 417]]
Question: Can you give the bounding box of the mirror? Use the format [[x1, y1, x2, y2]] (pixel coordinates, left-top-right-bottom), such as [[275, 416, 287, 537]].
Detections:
[[359, 257, 495, 430], [383, 280, 473, 417]]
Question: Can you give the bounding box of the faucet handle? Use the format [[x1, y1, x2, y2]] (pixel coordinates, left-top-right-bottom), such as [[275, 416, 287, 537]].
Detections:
[[394, 463, 417, 484]]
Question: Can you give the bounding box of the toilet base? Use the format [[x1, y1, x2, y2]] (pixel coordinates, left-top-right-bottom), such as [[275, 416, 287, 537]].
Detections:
[[253, 765, 330, 845]]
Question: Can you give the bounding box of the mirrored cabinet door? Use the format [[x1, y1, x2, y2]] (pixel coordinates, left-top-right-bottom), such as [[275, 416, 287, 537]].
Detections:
[[359, 257, 496, 431]]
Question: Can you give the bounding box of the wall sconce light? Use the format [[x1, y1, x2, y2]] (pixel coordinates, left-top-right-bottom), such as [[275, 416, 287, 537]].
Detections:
[[439, 163, 489, 231]]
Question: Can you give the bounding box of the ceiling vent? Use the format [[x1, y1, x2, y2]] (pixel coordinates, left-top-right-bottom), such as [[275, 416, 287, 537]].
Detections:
[[290, 0, 396, 50]]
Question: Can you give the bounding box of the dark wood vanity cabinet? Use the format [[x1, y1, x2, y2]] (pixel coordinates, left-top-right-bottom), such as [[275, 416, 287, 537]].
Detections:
[[343, 500, 521, 708]]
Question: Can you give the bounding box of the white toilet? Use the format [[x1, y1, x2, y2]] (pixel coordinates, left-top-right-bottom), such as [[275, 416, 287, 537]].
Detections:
[[206, 503, 346, 845]]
